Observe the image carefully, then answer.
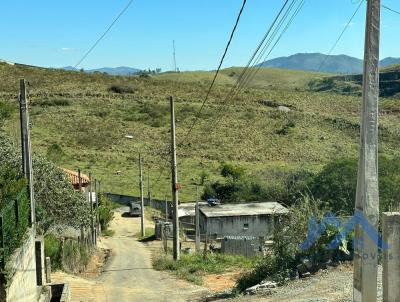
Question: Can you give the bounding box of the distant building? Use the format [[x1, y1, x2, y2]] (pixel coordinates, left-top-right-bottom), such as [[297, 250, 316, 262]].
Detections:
[[62, 168, 90, 191], [199, 202, 288, 239]]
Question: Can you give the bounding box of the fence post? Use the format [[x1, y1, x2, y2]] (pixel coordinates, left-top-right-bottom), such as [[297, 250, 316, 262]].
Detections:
[[45, 257, 51, 283]]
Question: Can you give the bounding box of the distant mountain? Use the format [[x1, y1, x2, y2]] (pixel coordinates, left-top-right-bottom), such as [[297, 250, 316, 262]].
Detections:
[[259, 53, 400, 74], [258, 53, 363, 74], [62, 66, 141, 76], [380, 57, 400, 68]]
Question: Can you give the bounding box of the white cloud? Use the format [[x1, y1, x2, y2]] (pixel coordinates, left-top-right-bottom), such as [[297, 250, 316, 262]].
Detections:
[[60, 47, 75, 51]]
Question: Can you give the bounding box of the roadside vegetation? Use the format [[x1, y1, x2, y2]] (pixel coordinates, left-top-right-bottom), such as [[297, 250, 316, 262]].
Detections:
[[153, 252, 258, 285]]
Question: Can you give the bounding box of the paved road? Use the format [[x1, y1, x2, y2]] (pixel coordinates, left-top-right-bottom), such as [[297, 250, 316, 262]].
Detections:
[[53, 207, 207, 302]]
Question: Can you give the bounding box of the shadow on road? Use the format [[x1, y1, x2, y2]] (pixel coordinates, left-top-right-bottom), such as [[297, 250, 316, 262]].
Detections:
[[121, 212, 140, 218]]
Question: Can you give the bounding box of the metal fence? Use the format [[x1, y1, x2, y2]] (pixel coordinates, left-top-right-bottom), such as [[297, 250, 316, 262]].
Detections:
[[0, 189, 30, 268]]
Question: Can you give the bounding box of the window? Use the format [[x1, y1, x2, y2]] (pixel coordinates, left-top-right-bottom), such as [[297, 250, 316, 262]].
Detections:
[[243, 223, 249, 230]]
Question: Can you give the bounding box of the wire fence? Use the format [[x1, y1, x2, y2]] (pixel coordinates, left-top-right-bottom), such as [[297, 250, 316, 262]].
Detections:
[[0, 189, 30, 268]]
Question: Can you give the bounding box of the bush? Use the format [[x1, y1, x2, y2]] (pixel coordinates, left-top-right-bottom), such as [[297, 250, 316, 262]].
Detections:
[[108, 84, 136, 94], [220, 163, 245, 180], [44, 234, 62, 270], [35, 99, 71, 107], [309, 156, 400, 215], [0, 101, 14, 126], [46, 143, 65, 163], [98, 195, 115, 231]]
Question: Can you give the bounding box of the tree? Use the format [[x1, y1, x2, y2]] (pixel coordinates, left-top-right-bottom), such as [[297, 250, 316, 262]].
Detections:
[[309, 156, 400, 215], [0, 132, 90, 233]]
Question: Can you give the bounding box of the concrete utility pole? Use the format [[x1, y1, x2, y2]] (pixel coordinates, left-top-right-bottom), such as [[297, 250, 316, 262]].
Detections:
[[139, 154, 145, 237], [165, 196, 168, 222], [89, 173, 95, 246], [173, 40, 177, 72], [147, 169, 151, 206], [169, 96, 180, 260], [353, 0, 381, 301], [195, 186, 200, 253], [19, 79, 35, 226], [382, 212, 400, 301]]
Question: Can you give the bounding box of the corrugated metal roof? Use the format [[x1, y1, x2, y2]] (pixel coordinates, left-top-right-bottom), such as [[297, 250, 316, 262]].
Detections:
[[200, 202, 288, 218]]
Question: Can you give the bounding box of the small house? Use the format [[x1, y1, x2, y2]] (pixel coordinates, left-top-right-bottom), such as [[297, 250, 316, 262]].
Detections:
[[199, 202, 288, 239]]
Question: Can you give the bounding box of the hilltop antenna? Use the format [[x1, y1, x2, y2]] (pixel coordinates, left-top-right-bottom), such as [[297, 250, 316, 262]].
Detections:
[[173, 40, 177, 72]]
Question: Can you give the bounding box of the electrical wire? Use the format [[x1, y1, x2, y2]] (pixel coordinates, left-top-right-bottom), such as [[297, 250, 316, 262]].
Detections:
[[74, 0, 135, 68], [182, 0, 248, 141], [317, 0, 364, 72], [382, 4, 400, 15]]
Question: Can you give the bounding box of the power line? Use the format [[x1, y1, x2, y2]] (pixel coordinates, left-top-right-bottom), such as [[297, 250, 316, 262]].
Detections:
[[182, 0, 248, 141], [207, 0, 305, 132], [382, 4, 400, 15], [317, 0, 364, 72], [74, 0, 135, 69]]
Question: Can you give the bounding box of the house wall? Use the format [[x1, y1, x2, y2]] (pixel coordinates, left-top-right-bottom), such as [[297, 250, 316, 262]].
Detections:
[[200, 214, 275, 239], [1, 227, 41, 302]]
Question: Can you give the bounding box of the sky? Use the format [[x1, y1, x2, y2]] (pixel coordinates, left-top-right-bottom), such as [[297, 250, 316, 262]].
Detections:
[[0, 0, 399, 71]]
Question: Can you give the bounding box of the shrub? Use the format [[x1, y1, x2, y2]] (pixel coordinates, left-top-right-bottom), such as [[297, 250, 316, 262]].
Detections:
[[46, 143, 65, 163], [0, 101, 14, 126], [108, 84, 136, 94], [35, 99, 71, 107], [98, 195, 115, 231], [308, 156, 400, 215], [220, 163, 245, 180], [44, 234, 62, 270]]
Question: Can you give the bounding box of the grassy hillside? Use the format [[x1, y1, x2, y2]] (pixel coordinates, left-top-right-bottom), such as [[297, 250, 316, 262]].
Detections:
[[1, 62, 400, 201]]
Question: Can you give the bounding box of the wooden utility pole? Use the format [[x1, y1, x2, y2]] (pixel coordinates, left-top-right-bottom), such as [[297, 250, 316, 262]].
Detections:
[[169, 96, 180, 260], [139, 154, 145, 237], [19, 79, 35, 226], [353, 0, 381, 301], [195, 186, 200, 253]]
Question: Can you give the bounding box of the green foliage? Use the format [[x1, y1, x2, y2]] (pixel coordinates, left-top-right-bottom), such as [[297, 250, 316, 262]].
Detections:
[[0, 165, 30, 267], [153, 253, 257, 285], [220, 163, 245, 180], [46, 143, 65, 163], [98, 195, 115, 231], [0, 132, 90, 234], [44, 234, 62, 270], [309, 156, 400, 214], [34, 99, 71, 107], [0, 101, 14, 126], [108, 84, 136, 94]]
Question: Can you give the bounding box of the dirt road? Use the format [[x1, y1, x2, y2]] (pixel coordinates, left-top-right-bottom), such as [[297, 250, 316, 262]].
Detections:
[[53, 207, 207, 302]]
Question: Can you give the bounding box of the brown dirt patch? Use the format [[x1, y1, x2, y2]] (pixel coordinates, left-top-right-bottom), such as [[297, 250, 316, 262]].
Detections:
[[80, 248, 111, 278], [203, 271, 242, 292]]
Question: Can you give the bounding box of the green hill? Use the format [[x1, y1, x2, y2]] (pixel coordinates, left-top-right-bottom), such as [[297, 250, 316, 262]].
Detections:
[[309, 64, 400, 97], [1, 61, 400, 201]]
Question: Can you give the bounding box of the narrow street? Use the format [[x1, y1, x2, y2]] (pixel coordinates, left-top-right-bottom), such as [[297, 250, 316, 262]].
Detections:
[[53, 207, 208, 301]]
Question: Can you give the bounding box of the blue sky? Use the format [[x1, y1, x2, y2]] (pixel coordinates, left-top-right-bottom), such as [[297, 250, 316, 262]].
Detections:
[[0, 0, 399, 71]]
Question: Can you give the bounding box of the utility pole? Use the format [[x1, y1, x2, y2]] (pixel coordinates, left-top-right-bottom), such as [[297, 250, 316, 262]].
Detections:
[[353, 1, 380, 301], [165, 196, 168, 222], [89, 173, 95, 246], [173, 40, 177, 72], [19, 79, 35, 226], [78, 169, 84, 242], [170, 96, 180, 260], [195, 186, 200, 253], [139, 154, 145, 237], [147, 168, 151, 206]]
